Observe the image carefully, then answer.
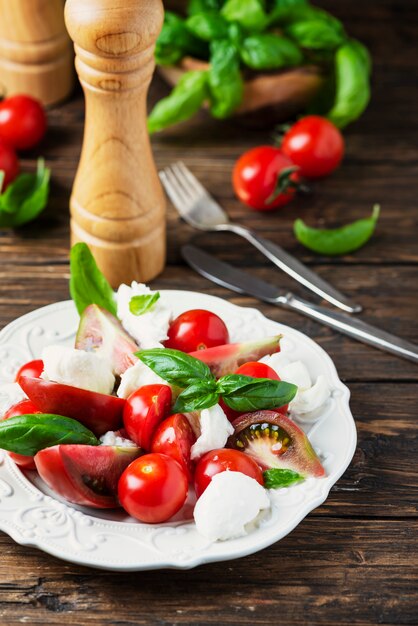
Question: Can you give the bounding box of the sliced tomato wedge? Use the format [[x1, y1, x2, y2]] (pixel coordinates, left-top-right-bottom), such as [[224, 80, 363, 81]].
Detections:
[[18, 376, 125, 437]]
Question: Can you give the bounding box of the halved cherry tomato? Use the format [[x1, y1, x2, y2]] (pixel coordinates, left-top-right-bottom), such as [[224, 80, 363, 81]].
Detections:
[[15, 359, 44, 382], [2, 399, 40, 469], [165, 309, 229, 353], [0, 95, 47, 151], [151, 413, 196, 481], [118, 453, 188, 523], [18, 376, 125, 436], [194, 448, 263, 498], [0, 140, 19, 189], [233, 146, 299, 211], [281, 115, 344, 179], [123, 384, 172, 450]]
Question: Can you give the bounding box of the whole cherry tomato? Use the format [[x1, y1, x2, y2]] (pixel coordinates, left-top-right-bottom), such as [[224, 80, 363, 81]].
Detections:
[[232, 146, 299, 211], [123, 384, 172, 450], [194, 448, 263, 498], [281, 116, 344, 179], [0, 140, 19, 188], [151, 413, 196, 480], [3, 399, 40, 469], [118, 453, 188, 523], [0, 95, 47, 151], [165, 309, 229, 352], [235, 361, 289, 414], [15, 359, 44, 382]]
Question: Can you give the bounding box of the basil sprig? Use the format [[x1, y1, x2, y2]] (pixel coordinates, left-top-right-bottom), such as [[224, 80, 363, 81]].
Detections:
[[0, 414, 99, 456], [294, 205, 380, 256], [0, 158, 50, 229], [129, 292, 160, 316], [70, 242, 117, 316], [263, 468, 304, 489], [137, 348, 297, 413]]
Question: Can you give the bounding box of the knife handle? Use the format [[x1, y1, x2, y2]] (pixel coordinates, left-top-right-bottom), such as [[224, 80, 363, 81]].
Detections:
[[226, 224, 361, 314], [286, 294, 418, 364]]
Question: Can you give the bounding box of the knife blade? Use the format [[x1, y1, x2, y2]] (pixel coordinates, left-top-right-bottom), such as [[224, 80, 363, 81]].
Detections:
[[181, 244, 418, 364]]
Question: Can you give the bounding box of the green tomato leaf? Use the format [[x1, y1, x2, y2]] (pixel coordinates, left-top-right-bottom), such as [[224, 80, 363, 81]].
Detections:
[[148, 70, 209, 134], [69, 242, 117, 316], [0, 159, 50, 228], [0, 414, 99, 457], [327, 39, 372, 128], [136, 348, 215, 388], [240, 34, 303, 70], [186, 12, 229, 42], [219, 375, 297, 412], [208, 39, 243, 119], [129, 292, 160, 316], [294, 205, 380, 256], [263, 468, 304, 488], [221, 0, 269, 32], [286, 19, 346, 51], [173, 381, 219, 412]]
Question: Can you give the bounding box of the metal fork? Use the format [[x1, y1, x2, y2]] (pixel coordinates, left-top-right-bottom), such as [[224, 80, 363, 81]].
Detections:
[[159, 161, 362, 314]]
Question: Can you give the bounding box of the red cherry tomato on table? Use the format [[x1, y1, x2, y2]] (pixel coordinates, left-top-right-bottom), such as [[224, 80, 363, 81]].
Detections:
[[151, 413, 196, 481], [194, 448, 263, 499], [0, 95, 47, 151], [165, 309, 229, 352], [281, 116, 344, 179], [118, 453, 188, 523], [123, 384, 172, 450], [15, 359, 44, 382], [232, 146, 299, 211], [3, 399, 40, 469], [0, 140, 19, 189]]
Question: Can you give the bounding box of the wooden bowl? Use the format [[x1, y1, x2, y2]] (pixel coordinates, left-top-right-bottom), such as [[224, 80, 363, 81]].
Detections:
[[158, 56, 323, 126]]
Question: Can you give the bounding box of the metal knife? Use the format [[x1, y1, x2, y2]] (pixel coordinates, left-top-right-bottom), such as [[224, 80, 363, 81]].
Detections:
[[181, 244, 418, 364]]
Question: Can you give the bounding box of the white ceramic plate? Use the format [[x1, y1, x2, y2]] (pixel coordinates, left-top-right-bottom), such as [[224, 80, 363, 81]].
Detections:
[[0, 292, 356, 571]]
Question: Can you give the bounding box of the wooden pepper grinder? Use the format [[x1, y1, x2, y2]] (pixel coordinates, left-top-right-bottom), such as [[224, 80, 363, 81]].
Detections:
[[0, 0, 73, 106], [64, 0, 166, 287]]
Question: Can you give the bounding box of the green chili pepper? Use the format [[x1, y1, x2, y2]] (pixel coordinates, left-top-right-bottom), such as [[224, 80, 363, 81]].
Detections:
[[293, 205, 380, 256]]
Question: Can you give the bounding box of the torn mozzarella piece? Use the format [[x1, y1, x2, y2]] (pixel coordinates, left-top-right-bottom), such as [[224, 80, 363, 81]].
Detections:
[[117, 361, 166, 399], [289, 375, 330, 415], [279, 361, 312, 391], [42, 345, 115, 395], [99, 431, 137, 447], [194, 471, 270, 541], [259, 352, 291, 373], [116, 282, 171, 349], [190, 404, 234, 461], [0, 382, 28, 417]]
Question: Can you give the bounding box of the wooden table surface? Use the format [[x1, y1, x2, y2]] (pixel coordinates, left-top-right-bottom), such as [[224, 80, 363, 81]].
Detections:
[[1, 1, 417, 624]]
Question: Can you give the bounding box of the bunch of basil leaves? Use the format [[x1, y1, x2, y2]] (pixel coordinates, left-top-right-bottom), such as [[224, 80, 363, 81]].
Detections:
[[148, 0, 371, 134]]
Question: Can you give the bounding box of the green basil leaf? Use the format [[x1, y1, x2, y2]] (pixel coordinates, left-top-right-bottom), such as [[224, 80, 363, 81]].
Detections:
[[0, 159, 50, 228], [69, 242, 117, 316], [271, 5, 344, 31], [268, 0, 308, 23], [186, 12, 229, 42], [137, 348, 215, 388], [327, 39, 371, 128], [208, 39, 243, 119], [240, 34, 303, 70], [0, 414, 98, 456], [173, 381, 219, 412], [187, 0, 225, 16], [220, 375, 297, 412], [294, 205, 380, 256], [263, 468, 304, 489], [129, 292, 160, 316], [148, 70, 209, 134], [221, 0, 269, 32], [286, 19, 346, 51], [156, 12, 207, 66]]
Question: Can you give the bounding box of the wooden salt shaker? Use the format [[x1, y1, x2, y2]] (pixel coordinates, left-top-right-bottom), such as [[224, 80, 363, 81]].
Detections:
[[0, 0, 73, 106], [65, 0, 166, 287]]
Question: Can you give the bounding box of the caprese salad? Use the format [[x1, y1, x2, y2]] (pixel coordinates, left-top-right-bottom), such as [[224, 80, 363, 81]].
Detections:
[[0, 244, 331, 542]]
